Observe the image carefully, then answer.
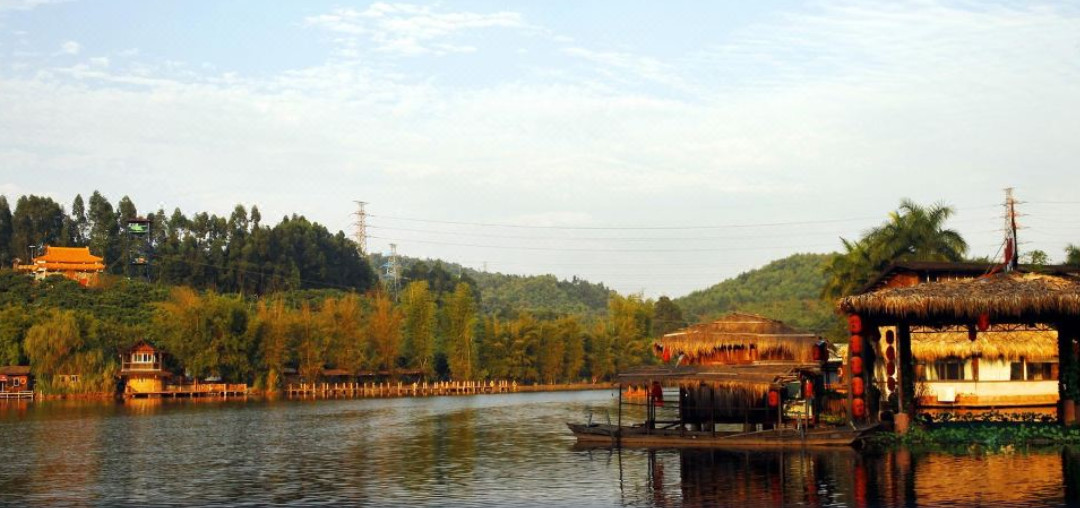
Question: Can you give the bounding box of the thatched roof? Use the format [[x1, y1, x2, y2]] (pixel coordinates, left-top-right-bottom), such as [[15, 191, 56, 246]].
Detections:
[[618, 363, 817, 399], [910, 326, 1058, 362], [658, 312, 820, 362], [838, 272, 1080, 322]]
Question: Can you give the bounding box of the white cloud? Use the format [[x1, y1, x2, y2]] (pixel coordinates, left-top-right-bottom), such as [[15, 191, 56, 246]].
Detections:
[[58, 39, 78, 54], [3, 1, 1080, 296], [305, 3, 524, 56], [0, 0, 65, 13]]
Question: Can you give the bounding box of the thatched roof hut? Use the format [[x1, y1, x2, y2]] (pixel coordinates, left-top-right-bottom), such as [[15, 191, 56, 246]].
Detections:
[[838, 272, 1080, 323], [619, 363, 818, 422], [909, 326, 1058, 362], [658, 312, 821, 363]]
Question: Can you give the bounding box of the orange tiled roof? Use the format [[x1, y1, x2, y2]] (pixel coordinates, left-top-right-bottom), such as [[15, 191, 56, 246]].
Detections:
[[35, 246, 104, 264]]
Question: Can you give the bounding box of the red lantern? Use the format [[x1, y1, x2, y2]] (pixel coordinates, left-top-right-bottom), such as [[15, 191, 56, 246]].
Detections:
[[887, 362, 896, 377], [885, 330, 895, 345], [768, 389, 780, 407], [803, 379, 815, 399], [651, 382, 664, 407], [977, 313, 990, 332], [850, 335, 863, 355], [885, 345, 895, 362], [662, 348, 671, 362], [853, 398, 866, 418], [850, 356, 864, 376], [852, 377, 865, 396], [848, 315, 863, 334]]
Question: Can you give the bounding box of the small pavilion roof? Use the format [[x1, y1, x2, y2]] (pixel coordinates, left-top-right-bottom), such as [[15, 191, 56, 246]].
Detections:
[[658, 312, 820, 362]]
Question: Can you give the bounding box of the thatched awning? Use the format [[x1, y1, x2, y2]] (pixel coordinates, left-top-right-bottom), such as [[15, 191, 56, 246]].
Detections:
[[911, 326, 1058, 362], [618, 363, 818, 399], [658, 312, 821, 362], [838, 272, 1080, 322]]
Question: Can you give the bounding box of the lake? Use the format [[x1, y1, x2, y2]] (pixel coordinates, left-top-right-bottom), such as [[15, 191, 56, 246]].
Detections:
[[0, 390, 1076, 507]]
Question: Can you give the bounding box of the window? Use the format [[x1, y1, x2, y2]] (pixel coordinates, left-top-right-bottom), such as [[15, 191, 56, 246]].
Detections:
[[1010, 362, 1024, 381], [1027, 362, 1057, 381], [132, 352, 155, 364], [1010, 360, 1059, 381], [933, 359, 964, 381]]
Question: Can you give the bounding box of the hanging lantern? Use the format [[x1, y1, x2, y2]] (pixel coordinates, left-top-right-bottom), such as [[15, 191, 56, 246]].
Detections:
[[977, 313, 990, 332], [887, 377, 897, 392], [850, 356, 864, 376], [853, 398, 866, 418], [850, 335, 864, 355], [662, 348, 671, 362], [650, 382, 664, 407], [768, 389, 780, 408], [886, 362, 896, 377], [852, 377, 865, 396], [885, 345, 896, 362], [803, 379, 815, 399], [848, 315, 863, 334], [885, 330, 895, 345], [967, 324, 977, 342]]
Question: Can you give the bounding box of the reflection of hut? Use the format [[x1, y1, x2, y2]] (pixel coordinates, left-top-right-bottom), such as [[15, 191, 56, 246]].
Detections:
[[14, 246, 105, 287], [839, 269, 1080, 425], [119, 341, 171, 395]]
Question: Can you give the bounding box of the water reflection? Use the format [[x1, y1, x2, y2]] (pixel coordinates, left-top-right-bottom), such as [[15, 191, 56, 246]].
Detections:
[[0, 393, 1075, 507]]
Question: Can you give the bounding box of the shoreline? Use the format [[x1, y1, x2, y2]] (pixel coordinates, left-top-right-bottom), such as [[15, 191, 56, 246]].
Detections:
[[3, 382, 618, 403]]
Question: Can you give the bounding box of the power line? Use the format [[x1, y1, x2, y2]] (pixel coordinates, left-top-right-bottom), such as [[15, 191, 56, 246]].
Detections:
[[367, 235, 838, 253]]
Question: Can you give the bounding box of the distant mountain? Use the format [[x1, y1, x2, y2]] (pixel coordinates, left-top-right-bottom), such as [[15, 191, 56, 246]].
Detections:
[[674, 253, 846, 340]]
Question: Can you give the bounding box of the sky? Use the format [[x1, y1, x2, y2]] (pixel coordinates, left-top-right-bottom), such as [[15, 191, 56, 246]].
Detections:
[[1, 0, 1079, 298]]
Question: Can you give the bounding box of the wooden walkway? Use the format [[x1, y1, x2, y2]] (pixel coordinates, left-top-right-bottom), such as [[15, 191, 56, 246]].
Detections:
[[128, 384, 248, 399], [0, 391, 33, 400], [286, 380, 519, 398]]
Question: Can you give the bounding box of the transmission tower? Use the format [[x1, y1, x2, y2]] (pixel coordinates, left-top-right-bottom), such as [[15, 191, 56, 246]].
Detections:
[[353, 201, 368, 255], [384, 243, 401, 293], [1004, 188, 1019, 271]]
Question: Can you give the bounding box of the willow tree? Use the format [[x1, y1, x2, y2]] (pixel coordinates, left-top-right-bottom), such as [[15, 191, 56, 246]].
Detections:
[[368, 291, 403, 372], [823, 200, 967, 299], [400, 281, 436, 376], [24, 308, 114, 393], [444, 282, 478, 381]]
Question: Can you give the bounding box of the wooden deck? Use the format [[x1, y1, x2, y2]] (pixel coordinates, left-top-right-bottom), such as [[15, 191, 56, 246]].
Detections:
[[128, 384, 248, 399], [286, 380, 519, 398], [0, 391, 33, 400]]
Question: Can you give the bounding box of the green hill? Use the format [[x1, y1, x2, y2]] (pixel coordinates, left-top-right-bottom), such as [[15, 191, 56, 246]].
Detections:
[[366, 254, 613, 317], [674, 253, 846, 340]]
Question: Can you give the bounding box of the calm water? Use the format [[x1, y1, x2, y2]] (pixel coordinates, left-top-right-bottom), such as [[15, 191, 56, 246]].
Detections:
[[0, 390, 1076, 507]]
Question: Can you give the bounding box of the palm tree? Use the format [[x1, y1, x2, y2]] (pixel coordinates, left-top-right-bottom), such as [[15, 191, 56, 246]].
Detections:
[[823, 200, 968, 299]]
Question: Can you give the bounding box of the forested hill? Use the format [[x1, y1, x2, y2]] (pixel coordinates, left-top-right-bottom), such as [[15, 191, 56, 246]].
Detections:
[[674, 253, 846, 340], [368, 253, 614, 317]]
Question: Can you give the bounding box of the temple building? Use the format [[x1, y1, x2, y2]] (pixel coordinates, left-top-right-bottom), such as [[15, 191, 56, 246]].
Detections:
[[14, 245, 106, 287]]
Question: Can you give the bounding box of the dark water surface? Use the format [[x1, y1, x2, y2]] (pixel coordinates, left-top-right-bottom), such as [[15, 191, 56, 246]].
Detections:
[[0, 390, 1076, 507]]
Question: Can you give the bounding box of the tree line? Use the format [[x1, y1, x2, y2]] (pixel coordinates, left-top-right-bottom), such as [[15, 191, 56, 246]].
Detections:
[[0, 267, 663, 394], [0, 192, 376, 294]]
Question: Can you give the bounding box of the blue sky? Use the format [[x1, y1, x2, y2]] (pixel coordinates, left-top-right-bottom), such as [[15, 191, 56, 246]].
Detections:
[[2, 1, 1080, 297]]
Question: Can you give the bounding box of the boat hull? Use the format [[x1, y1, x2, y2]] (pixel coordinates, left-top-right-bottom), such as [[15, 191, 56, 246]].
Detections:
[[567, 422, 875, 449]]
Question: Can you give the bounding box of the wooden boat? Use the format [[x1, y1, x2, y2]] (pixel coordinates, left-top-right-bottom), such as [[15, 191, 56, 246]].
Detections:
[[567, 421, 878, 449]]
